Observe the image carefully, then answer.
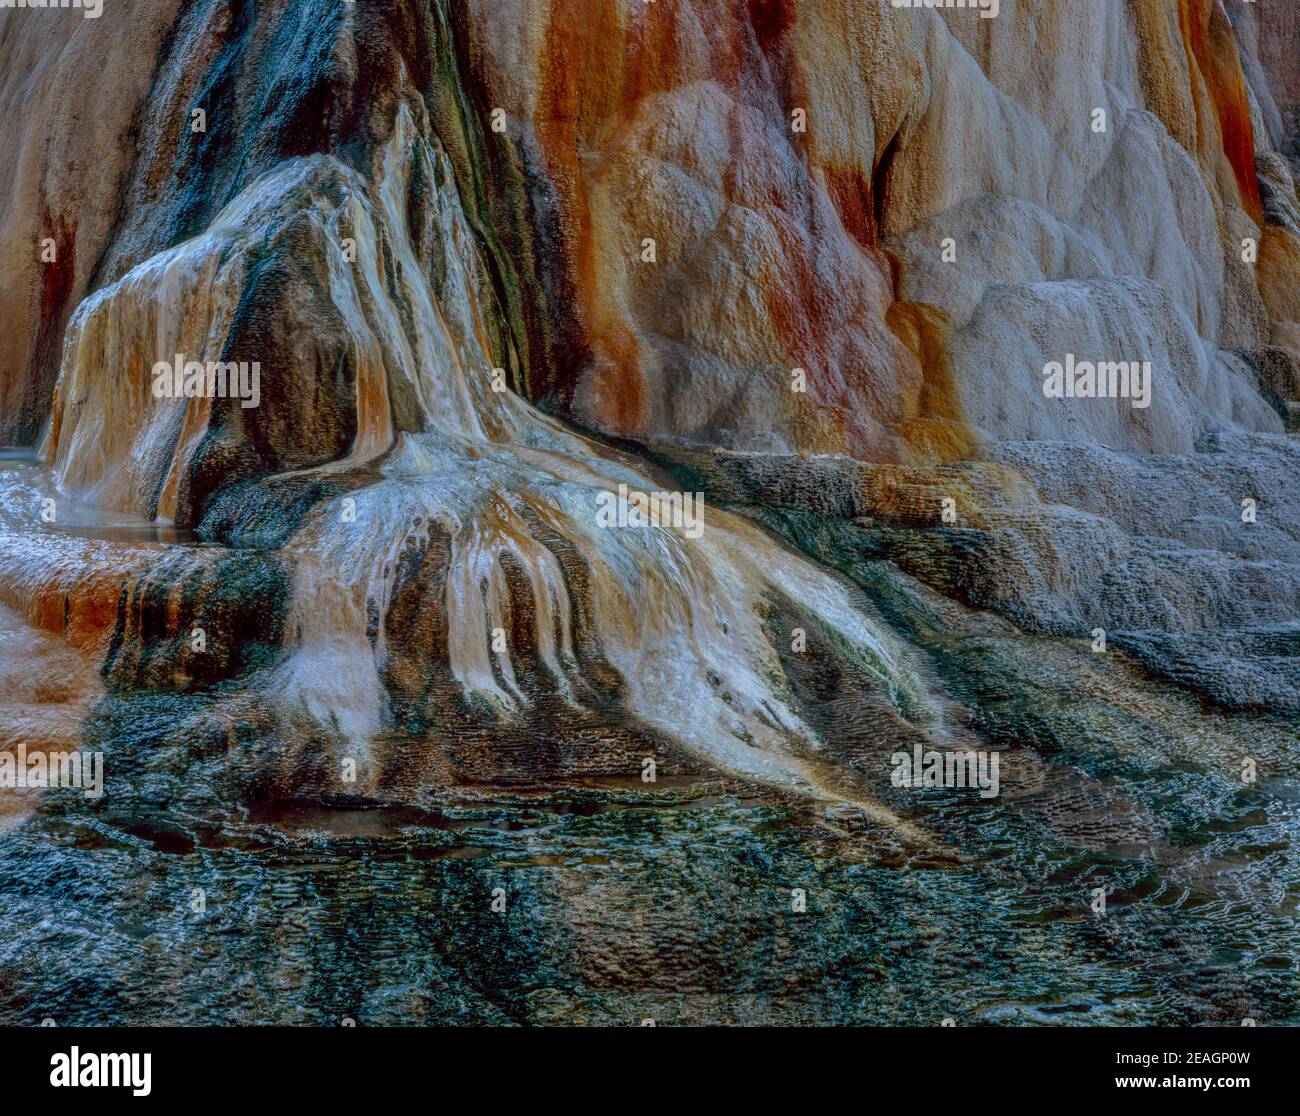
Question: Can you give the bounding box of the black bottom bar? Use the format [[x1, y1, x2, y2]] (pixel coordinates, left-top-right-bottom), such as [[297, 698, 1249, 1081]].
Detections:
[[4, 1025, 1291, 1101]]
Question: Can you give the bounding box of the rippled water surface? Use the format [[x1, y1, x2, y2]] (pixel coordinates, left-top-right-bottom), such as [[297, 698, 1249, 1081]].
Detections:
[[1, 703, 1295, 1024]]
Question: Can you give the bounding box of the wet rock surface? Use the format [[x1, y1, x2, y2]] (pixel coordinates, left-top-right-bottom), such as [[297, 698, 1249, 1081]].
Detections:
[[3, 557, 1297, 1025]]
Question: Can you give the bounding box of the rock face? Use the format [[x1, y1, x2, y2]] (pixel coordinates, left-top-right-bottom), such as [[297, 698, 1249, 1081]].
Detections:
[[35, 98, 930, 803], [1229, 0, 1300, 174], [0, 0, 1296, 1025], [454, 0, 1299, 454]]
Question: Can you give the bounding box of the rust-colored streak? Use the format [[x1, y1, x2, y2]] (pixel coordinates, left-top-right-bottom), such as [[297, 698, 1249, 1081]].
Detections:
[[592, 319, 649, 435], [886, 299, 976, 464], [622, 0, 694, 111], [825, 165, 877, 253], [747, 0, 796, 56], [1177, 0, 1263, 221], [535, 1, 622, 410], [32, 212, 77, 434]]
